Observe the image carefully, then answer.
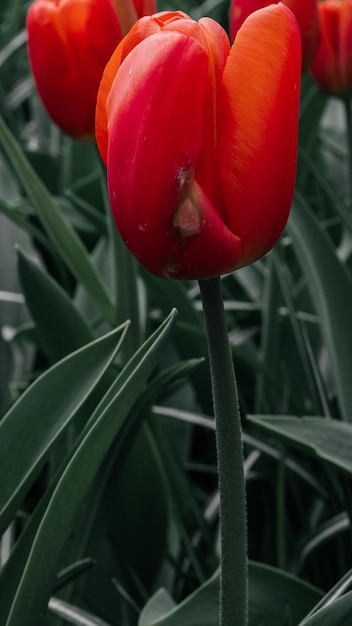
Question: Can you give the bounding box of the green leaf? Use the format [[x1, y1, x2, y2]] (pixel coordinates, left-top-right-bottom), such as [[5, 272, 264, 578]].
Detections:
[[299, 591, 352, 625], [142, 271, 211, 412], [48, 597, 113, 626], [5, 309, 177, 626], [0, 323, 128, 537], [0, 115, 114, 323], [138, 561, 322, 626], [149, 419, 212, 584], [288, 194, 352, 420], [301, 568, 352, 623], [106, 206, 144, 359], [17, 246, 93, 362], [139, 568, 218, 626], [0, 198, 52, 253], [247, 415, 352, 476], [297, 76, 327, 191], [249, 561, 323, 626], [64, 356, 205, 622], [0, 154, 35, 412], [0, 28, 26, 67], [139, 589, 176, 626], [0, 479, 58, 624]]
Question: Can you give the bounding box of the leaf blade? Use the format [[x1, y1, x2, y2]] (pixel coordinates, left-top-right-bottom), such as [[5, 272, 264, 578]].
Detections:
[[0, 115, 114, 323], [5, 310, 177, 626], [0, 323, 128, 536], [288, 194, 352, 420], [247, 414, 352, 476]]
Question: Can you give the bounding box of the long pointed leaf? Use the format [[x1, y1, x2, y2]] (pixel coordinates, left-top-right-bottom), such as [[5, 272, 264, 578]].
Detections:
[[247, 415, 352, 476], [288, 194, 352, 420], [299, 590, 352, 625], [48, 597, 113, 626], [0, 115, 114, 323], [5, 310, 177, 626], [17, 246, 93, 361], [0, 323, 128, 536]]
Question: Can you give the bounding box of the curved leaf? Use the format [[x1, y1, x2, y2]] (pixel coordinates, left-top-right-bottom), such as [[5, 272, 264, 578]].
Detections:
[[299, 590, 352, 625], [288, 194, 352, 420], [0, 115, 114, 323], [0, 323, 128, 536], [247, 415, 352, 476], [5, 310, 177, 626], [48, 597, 113, 626], [138, 561, 322, 626], [17, 246, 93, 362]]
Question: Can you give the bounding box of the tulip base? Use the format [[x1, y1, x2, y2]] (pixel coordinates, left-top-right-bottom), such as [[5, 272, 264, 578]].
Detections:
[[199, 276, 248, 626]]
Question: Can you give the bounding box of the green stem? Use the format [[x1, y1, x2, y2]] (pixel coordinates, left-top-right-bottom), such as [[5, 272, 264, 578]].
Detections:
[[199, 277, 248, 626]]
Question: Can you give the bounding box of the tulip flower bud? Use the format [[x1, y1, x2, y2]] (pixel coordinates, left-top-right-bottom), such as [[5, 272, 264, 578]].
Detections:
[[26, 0, 155, 139], [96, 8, 301, 280], [310, 0, 352, 96], [230, 0, 319, 70]]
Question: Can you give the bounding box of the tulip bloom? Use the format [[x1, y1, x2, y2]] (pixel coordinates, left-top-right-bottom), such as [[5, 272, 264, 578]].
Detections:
[[230, 0, 319, 69], [110, 0, 157, 35], [96, 8, 301, 280], [310, 0, 352, 95], [26, 0, 155, 139]]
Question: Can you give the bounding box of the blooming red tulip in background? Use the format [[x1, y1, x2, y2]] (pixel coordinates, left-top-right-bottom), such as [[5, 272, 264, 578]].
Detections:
[[229, 0, 319, 70], [310, 0, 352, 95], [26, 0, 155, 139], [110, 0, 157, 35], [96, 8, 301, 280]]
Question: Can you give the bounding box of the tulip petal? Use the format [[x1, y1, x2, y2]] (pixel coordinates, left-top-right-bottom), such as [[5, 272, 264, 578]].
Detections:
[[96, 15, 166, 164], [311, 0, 352, 95], [218, 4, 301, 267], [105, 31, 241, 279], [194, 18, 230, 217], [230, 0, 319, 68], [110, 0, 138, 36], [284, 0, 319, 68], [229, 0, 266, 42], [27, 0, 122, 138], [340, 1, 352, 91]]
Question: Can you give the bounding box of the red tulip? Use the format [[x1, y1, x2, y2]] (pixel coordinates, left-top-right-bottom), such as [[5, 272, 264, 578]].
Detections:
[[110, 0, 157, 35], [310, 0, 352, 95], [230, 0, 319, 69], [26, 0, 155, 139], [96, 8, 301, 280]]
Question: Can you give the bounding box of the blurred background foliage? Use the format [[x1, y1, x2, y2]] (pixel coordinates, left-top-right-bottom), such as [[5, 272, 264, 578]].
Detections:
[[2, 0, 352, 625]]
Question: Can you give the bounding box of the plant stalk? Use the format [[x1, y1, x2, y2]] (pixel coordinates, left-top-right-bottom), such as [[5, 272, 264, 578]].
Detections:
[[199, 276, 248, 626]]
